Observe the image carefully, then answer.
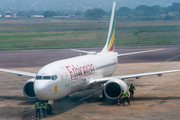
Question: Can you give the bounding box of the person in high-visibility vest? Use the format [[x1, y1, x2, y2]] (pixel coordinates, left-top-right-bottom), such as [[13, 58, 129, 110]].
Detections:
[[129, 84, 136, 98], [42, 101, 47, 117], [122, 91, 131, 106], [35, 101, 41, 118]]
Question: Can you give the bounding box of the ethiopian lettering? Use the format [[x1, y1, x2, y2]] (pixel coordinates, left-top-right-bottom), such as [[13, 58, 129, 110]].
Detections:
[[66, 63, 95, 80]]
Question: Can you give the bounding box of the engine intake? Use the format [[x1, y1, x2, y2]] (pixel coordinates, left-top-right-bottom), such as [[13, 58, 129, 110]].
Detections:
[[23, 78, 36, 99], [104, 79, 128, 99]]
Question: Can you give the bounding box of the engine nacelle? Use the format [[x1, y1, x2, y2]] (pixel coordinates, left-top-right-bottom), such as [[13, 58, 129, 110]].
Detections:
[[104, 79, 128, 99], [23, 78, 36, 99]]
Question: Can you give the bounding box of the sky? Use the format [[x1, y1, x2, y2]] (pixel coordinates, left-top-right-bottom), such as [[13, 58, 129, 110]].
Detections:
[[1, 0, 180, 11]]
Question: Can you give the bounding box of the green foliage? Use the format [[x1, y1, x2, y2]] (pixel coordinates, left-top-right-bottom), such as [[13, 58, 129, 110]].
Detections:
[[135, 5, 148, 11], [17, 11, 27, 16], [133, 5, 160, 16], [117, 7, 131, 16], [75, 10, 83, 15], [152, 5, 163, 14], [56, 11, 63, 16], [0, 20, 180, 50], [172, 3, 180, 12], [43, 11, 57, 18], [84, 8, 106, 19], [14, 2, 180, 21], [116, 2, 180, 21]]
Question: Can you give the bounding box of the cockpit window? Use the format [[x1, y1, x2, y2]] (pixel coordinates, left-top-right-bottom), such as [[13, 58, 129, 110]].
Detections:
[[36, 76, 42, 79], [36, 75, 58, 80], [43, 76, 51, 80], [52, 75, 58, 80]]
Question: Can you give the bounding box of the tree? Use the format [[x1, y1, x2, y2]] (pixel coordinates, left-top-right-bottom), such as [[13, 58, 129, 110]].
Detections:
[[133, 5, 148, 16], [143, 7, 154, 16], [132, 9, 144, 16], [84, 8, 106, 19], [151, 5, 163, 15], [56, 11, 63, 16], [172, 3, 180, 12], [75, 10, 83, 16], [17, 11, 27, 16], [43, 11, 57, 18], [135, 5, 148, 11], [134, 5, 160, 16], [117, 7, 131, 16]]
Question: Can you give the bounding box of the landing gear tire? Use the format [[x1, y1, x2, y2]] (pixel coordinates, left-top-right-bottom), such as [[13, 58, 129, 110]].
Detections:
[[47, 100, 54, 115]]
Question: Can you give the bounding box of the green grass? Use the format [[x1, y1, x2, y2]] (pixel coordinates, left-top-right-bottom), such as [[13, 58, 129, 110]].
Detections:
[[0, 19, 180, 50]]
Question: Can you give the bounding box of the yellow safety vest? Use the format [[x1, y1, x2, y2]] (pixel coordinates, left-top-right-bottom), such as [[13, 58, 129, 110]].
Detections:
[[35, 102, 41, 109], [130, 86, 134, 91], [42, 103, 46, 109], [123, 92, 128, 98]]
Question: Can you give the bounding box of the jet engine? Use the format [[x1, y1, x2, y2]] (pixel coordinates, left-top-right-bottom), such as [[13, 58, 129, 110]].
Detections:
[[23, 78, 36, 99], [104, 79, 128, 99]]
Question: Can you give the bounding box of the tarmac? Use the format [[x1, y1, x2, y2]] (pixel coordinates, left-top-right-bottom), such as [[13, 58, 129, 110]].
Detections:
[[0, 46, 180, 120]]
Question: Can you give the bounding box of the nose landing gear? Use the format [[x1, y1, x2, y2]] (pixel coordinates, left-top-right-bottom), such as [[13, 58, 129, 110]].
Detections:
[[47, 100, 54, 115]]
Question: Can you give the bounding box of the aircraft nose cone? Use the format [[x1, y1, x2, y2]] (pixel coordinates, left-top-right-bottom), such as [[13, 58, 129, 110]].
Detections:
[[34, 80, 49, 100]]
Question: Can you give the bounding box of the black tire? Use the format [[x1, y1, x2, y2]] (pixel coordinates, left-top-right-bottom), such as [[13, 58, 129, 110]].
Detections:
[[102, 90, 106, 99]]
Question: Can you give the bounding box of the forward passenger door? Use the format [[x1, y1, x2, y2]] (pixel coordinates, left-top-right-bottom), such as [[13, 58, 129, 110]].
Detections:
[[60, 67, 70, 87]]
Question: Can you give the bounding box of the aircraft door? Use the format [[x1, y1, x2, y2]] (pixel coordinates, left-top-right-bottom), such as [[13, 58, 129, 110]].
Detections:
[[60, 67, 70, 87]]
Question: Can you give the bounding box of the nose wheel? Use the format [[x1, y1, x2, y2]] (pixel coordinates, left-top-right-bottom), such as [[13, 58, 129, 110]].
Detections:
[[47, 100, 54, 115]]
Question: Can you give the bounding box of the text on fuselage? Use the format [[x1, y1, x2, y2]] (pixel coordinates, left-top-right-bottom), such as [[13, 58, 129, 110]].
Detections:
[[66, 63, 95, 81]]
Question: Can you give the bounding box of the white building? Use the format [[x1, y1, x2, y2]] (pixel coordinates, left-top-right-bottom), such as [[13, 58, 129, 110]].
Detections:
[[31, 15, 44, 18], [5, 15, 11, 18]]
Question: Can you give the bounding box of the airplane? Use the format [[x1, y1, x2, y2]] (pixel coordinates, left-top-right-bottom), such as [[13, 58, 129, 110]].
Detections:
[[0, 2, 180, 106]]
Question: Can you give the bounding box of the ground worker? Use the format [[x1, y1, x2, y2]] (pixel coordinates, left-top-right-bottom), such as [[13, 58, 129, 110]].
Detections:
[[42, 101, 47, 117], [129, 84, 135, 98], [35, 101, 41, 118], [122, 91, 131, 106]]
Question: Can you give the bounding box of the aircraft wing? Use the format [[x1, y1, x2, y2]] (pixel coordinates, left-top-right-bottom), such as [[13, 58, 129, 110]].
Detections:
[[89, 77, 113, 85], [89, 69, 180, 85], [70, 49, 96, 54], [118, 48, 164, 57], [0, 68, 36, 77], [119, 69, 180, 80]]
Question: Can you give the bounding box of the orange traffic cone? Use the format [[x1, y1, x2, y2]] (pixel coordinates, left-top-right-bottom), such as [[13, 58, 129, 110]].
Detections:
[[31, 114, 34, 120], [117, 99, 120, 106]]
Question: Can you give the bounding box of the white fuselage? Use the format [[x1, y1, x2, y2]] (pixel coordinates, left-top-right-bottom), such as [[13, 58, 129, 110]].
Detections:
[[34, 51, 118, 100]]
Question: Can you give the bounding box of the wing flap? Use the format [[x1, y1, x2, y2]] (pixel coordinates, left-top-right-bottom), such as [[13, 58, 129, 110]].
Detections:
[[88, 69, 180, 85], [0, 68, 36, 77], [119, 69, 180, 80]]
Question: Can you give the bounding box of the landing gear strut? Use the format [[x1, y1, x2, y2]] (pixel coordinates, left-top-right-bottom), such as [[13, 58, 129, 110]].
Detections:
[[47, 100, 54, 115]]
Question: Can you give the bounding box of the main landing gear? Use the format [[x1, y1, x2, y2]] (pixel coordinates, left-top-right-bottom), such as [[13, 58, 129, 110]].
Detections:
[[102, 90, 106, 100]]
